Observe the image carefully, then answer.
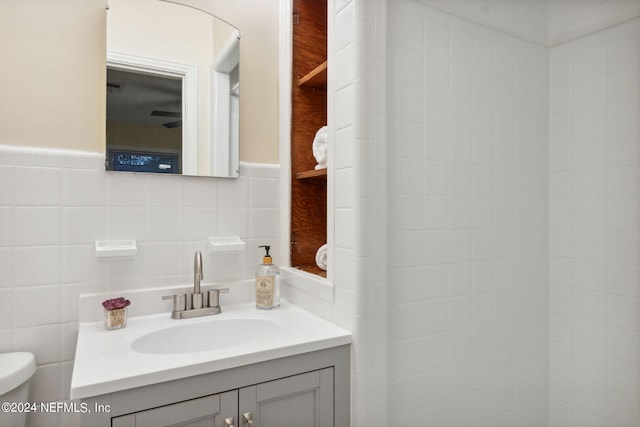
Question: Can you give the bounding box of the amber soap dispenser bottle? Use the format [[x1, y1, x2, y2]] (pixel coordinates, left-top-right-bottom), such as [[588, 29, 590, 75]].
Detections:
[[255, 245, 281, 309]]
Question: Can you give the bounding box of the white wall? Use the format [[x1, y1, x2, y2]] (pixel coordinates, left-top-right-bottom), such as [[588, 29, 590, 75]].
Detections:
[[0, 148, 279, 427], [384, 3, 640, 427], [387, 2, 550, 425], [548, 18, 640, 427], [417, 0, 640, 47], [0, 0, 105, 152], [547, 0, 640, 45], [417, 0, 549, 45]]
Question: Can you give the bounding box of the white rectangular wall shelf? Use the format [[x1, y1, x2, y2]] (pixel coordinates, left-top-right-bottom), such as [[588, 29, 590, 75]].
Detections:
[[208, 236, 246, 253], [95, 240, 137, 259]]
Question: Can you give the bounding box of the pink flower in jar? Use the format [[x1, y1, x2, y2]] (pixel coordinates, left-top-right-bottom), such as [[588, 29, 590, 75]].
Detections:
[[102, 297, 131, 311]]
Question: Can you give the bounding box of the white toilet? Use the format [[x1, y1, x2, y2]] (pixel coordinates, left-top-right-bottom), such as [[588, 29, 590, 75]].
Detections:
[[0, 352, 36, 427]]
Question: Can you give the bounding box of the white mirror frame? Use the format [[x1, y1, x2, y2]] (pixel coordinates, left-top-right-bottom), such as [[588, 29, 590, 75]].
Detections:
[[106, 50, 199, 175]]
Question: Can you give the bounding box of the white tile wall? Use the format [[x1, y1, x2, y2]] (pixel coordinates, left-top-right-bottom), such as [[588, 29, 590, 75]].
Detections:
[[387, 2, 549, 426], [549, 18, 640, 427], [0, 146, 279, 427]]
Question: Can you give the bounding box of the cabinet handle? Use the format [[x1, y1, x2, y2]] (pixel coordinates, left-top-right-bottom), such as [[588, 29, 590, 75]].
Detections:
[[242, 412, 254, 426], [224, 416, 235, 427]]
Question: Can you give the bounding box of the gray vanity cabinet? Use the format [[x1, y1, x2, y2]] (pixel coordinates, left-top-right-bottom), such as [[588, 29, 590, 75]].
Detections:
[[81, 345, 349, 427], [112, 369, 334, 427], [239, 368, 334, 427], [113, 390, 237, 427]]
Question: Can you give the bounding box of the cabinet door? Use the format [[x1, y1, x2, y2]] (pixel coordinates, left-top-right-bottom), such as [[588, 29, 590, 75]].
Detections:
[[113, 390, 238, 427], [239, 368, 334, 427]]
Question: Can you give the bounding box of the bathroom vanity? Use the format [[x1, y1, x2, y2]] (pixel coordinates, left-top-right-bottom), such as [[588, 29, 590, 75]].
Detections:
[[71, 298, 351, 427], [81, 346, 347, 427]]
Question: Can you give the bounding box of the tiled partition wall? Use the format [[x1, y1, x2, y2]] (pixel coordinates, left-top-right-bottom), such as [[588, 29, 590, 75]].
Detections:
[[0, 147, 279, 427], [549, 19, 640, 427], [280, 0, 388, 424], [387, 2, 550, 425]]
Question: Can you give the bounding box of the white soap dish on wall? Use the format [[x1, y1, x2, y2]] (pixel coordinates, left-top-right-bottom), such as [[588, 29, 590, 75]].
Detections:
[[95, 240, 137, 259], [208, 236, 246, 253]]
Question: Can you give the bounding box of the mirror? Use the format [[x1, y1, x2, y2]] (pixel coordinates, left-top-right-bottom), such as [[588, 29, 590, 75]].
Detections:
[[106, 0, 240, 177]]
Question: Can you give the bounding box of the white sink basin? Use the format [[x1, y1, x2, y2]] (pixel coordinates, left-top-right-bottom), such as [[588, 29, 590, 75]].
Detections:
[[71, 301, 351, 400], [132, 318, 277, 354]]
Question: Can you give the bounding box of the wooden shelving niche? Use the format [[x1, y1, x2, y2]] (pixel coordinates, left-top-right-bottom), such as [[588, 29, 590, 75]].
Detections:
[[290, 0, 328, 278]]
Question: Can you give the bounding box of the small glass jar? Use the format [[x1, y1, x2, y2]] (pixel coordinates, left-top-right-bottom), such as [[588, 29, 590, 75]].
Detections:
[[104, 307, 128, 330]]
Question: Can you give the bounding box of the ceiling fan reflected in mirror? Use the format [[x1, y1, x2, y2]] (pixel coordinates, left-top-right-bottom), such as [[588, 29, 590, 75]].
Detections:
[[150, 110, 182, 128], [106, 68, 183, 129]]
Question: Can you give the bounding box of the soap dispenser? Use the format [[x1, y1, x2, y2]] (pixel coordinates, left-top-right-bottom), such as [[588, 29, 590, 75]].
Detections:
[[256, 245, 280, 309]]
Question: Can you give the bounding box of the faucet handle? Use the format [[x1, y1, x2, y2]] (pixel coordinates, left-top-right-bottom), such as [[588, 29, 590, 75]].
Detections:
[[207, 288, 230, 308], [162, 293, 187, 312]]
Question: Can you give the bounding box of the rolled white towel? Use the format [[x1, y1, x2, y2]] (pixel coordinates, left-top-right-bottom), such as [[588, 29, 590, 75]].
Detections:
[[315, 243, 328, 271], [312, 126, 328, 170]]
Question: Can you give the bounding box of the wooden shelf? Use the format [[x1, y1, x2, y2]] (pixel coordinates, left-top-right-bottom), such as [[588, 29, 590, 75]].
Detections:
[[297, 60, 327, 90], [293, 264, 327, 278], [296, 168, 327, 179]]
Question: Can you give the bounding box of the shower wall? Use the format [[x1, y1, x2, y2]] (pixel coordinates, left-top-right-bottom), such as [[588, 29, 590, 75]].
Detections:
[[548, 19, 640, 427], [387, 2, 549, 425]]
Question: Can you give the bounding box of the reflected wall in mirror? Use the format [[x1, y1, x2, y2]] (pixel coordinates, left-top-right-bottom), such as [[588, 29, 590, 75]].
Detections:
[[106, 0, 240, 177]]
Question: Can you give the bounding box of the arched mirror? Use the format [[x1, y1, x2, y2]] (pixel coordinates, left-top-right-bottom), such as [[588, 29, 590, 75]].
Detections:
[[106, 0, 240, 177]]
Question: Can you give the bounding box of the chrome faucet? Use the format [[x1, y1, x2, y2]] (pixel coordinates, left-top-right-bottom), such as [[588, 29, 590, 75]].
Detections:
[[162, 251, 229, 319], [194, 251, 203, 291], [192, 251, 203, 309]]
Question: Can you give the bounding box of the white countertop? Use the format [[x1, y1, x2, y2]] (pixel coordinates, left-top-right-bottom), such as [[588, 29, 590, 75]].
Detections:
[[70, 301, 351, 400]]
